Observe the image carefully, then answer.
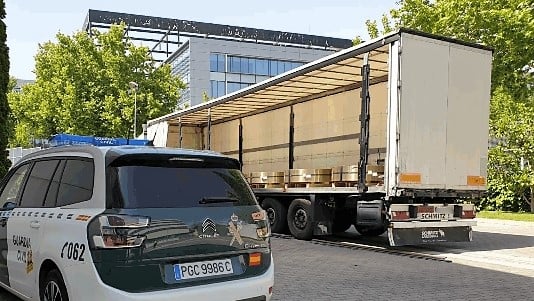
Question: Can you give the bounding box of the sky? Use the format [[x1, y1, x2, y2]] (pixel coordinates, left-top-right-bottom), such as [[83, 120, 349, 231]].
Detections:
[[5, 0, 398, 80]]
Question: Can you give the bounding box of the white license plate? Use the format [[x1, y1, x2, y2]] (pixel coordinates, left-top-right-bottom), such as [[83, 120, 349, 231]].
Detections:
[[418, 213, 453, 220], [174, 259, 233, 280]]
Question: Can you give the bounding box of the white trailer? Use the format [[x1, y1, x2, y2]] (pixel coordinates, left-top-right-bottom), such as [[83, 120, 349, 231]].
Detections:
[[148, 29, 492, 246]]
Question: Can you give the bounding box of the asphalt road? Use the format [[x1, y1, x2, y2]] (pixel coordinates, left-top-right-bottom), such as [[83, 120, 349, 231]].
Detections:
[[271, 219, 534, 300], [1, 218, 533, 300]]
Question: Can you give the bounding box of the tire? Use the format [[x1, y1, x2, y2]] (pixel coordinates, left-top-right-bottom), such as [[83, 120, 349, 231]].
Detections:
[[40, 269, 69, 301], [287, 198, 314, 240], [262, 198, 288, 233], [333, 211, 353, 233], [354, 225, 387, 237]]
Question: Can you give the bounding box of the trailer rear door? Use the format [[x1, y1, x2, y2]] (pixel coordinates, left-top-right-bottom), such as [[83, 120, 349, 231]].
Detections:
[[388, 33, 492, 194]]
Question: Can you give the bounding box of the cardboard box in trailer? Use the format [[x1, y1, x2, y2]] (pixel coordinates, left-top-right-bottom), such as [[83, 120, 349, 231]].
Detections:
[[147, 29, 492, 246]]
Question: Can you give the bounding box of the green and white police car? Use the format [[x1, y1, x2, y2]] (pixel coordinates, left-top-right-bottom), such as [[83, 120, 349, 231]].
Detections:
[[0, 145, 274, 301]]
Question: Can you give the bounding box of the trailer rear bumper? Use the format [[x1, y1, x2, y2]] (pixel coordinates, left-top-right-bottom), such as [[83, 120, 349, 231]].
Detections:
[[388, 220, 476, 246]]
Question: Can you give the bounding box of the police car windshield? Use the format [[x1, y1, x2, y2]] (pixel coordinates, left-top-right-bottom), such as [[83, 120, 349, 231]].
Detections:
[[107, 160, 256, 209]]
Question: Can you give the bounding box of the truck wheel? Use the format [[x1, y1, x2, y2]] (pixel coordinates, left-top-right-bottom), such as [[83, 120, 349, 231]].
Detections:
[[262, 198, 288, 233], [333, 212, 352, 233], [355, 225, 387, 237], [40, 269, 69, 301], [288, 198, 313, 240]]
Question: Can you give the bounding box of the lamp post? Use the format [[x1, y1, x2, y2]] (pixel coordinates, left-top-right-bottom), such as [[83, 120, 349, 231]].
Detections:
[[129, 81, 139, 137]]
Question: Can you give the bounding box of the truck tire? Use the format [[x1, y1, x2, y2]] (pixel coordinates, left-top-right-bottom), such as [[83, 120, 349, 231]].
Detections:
[[355, 225, 387, 237], [333, 212, 352, 233], [262, 198, 288, 233], [288, 198, 314, 240]]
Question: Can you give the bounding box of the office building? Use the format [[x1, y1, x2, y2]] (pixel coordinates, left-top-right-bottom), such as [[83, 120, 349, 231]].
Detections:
[[84, 10, 353, 108]]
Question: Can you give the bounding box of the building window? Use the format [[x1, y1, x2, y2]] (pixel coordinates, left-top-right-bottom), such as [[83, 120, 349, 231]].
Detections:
[[210, 53, 225, 72], [238, 57, 255, 74], [227, 82, 252, 94], [229, 56, 241, 73], [210, 80, 225, 98], [268, 60, 277, 76], [225, 55, 304, 76], [227, 82, 241, 94], [256, 59, 269, 76], [210, 54, 306, 99]]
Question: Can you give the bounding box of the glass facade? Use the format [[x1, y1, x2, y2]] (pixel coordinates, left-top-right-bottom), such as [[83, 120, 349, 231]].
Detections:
[[170, 48, 191, 107], [227, 82, 253, 94], [168, 44, 325, 107], [210, 54, 304, 76], [210, 80, 226, 98], [209, 53, 305, 98], [210, 53, 225, 72]]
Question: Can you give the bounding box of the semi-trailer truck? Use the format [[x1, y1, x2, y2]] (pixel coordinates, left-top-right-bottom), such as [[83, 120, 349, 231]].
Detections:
[[147, 29, 492, 246]]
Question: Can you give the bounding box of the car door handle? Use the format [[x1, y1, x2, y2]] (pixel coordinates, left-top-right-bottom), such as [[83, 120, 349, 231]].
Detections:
[[30, 221, 41, 229]]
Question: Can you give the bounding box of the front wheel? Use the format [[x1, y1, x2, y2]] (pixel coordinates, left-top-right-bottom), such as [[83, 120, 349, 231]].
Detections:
[[288, 198, 314, 240], [40, 269, 69, 301]]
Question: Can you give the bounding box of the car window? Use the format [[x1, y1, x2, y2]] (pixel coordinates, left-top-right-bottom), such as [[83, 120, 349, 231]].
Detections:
[[56, 159, 94, 206], [0, 164, 30, 209], [43, 160, 65, 207], [110, 165, 257, 208], [19, 160, 60, 208]]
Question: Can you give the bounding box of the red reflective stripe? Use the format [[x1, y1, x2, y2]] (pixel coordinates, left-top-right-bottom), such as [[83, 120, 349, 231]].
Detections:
[[417, 206, 434, 213], [391, 211, 410, 220], [462, 210, 476, 218]]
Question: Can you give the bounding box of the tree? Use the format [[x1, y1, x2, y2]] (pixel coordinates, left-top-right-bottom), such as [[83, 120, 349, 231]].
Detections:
[[363, 0, 534, 98], [0, 0, 11, 177], [485, 88, 534, 212], [8, 24, 185, 145], [363, 0, 534, 212]]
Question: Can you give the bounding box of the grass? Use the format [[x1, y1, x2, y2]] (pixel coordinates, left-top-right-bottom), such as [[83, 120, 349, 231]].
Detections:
[[477, 210, 534, 222]]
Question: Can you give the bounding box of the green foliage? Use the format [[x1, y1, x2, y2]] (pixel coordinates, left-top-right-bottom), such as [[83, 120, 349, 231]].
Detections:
[[369, 0, 534, 98], [201, 91, 211, 103], [366, 0, 534, 212], [0, 0, 11, 177], [478, 211, 534, 222], [485, 88, 534, 212], [352, 36, 363, 46], [8, 24, 185, 145], [365, 14, 395, 39]]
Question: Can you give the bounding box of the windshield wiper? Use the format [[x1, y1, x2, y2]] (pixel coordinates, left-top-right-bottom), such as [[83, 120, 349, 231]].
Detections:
[[199, 197, 239, 204]]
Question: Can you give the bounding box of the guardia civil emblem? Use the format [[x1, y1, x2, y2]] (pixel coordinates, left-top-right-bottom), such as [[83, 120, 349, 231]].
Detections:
[[228, 213, 243, 246]]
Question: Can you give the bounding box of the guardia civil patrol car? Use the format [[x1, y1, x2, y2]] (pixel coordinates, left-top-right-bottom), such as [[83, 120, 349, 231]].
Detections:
[[0, 145, 274, 301]]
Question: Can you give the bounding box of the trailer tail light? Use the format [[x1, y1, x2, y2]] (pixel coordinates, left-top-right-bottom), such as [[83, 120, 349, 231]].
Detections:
[[391, 211, 410, 221], [89, 215, 150, 249], [454, 205, 476, 219], [461, 210, 476, 219]]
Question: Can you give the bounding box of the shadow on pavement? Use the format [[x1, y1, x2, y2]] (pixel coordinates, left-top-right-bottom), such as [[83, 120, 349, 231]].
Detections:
[[328, 226, 534, 253], [271, 237, 534, 301]]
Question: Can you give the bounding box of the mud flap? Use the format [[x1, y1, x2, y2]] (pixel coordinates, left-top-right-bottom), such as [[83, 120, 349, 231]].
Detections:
[[388, 226, 473, 246]]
